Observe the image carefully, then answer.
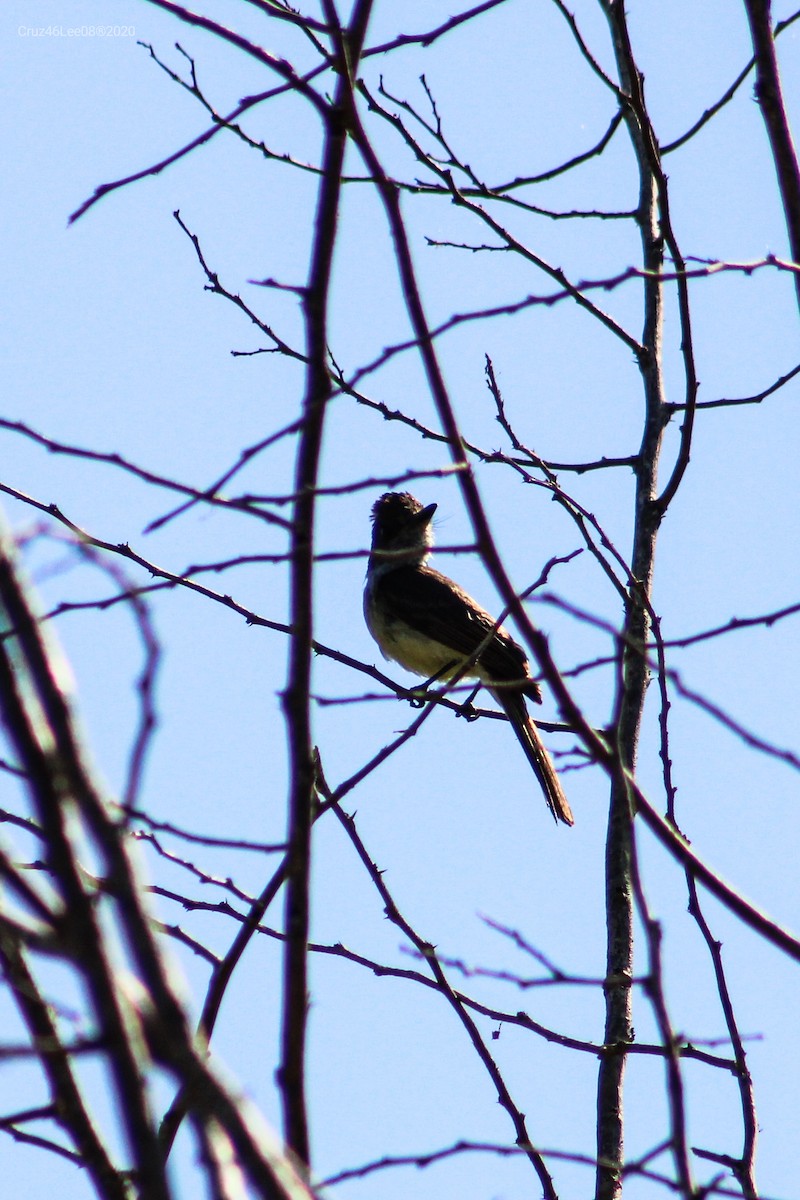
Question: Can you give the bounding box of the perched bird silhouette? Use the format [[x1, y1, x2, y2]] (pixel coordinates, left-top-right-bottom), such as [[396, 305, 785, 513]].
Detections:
[[363, 492, 573, 825]]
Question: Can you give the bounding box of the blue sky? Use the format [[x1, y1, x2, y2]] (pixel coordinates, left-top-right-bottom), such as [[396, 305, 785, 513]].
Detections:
[[3, 2, 800, 1198]]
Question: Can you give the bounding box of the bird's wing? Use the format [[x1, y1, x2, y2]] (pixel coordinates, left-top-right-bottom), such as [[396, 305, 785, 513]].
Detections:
[[374, 565, 535, 687]]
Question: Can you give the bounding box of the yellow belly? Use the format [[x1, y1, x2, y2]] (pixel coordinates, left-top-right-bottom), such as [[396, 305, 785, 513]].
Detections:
[[366, 595, 481, 681]]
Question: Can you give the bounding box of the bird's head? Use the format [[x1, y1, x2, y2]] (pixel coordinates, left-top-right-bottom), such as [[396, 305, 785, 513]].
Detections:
[[369, 491, 437, 565]]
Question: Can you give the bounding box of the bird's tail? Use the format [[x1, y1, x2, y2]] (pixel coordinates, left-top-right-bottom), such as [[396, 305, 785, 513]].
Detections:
[[494, 690, 574, 825]]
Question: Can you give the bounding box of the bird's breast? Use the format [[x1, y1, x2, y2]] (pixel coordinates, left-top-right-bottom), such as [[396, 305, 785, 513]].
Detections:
[[364, 579, 473, 680]]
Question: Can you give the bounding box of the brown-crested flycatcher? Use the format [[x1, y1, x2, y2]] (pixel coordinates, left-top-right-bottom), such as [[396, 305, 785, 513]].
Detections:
[[363, 492, 573, 825]]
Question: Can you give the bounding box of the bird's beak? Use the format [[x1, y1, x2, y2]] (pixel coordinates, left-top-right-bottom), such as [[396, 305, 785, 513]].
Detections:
[[416, 502, 437, 526]]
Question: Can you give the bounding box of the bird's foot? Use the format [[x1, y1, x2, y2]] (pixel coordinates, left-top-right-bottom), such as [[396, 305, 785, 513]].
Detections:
[[406, 662, 458, 708], [455, 682, 482, 722]]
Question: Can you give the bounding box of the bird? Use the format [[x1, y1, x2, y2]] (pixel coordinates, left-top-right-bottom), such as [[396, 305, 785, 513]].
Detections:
[[363, 491, 573, 825]]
